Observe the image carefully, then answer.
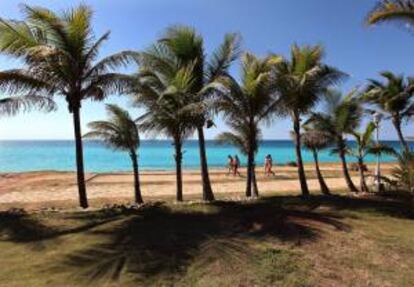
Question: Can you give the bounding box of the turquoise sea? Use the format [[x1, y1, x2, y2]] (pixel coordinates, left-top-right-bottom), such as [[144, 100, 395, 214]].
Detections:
[[0, 140, 407, 173]]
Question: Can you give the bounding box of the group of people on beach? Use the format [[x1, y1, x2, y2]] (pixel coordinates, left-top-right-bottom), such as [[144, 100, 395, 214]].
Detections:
[[227, 154, 275, 176]]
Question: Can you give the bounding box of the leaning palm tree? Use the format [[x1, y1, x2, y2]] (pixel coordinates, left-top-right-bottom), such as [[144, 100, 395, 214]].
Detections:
[[139, 26, 240, 201], [134, 63, 195, 202], [307, 89, 362, 192], [273, 44, 345, 196], [301, 128, 332, 195], [350, 122, 396, 192], [216, 53, 280, 198], [84, 104, 143, 204], [363, 72, 414, 152], [367, 0, 414, 26], [0, 5, 137, 208]]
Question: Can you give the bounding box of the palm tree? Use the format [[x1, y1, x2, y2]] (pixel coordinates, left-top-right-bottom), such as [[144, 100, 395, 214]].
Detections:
[[273, 44, 345, 196], [84, 104, 143, 204], [363, 72, 414, 152], [367, 0, 414, 26], [307, 89, 362, 192], [0, 5, 137, 208], [301, 128, 332, 195], [350, 122, 396, 192], [134, 61, 195, 202], [139, 26, 240, 202], [216, 53, 280, 198]]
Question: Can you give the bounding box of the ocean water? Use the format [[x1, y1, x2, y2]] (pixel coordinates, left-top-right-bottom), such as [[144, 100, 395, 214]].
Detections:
[[0, 140, 406, 173]]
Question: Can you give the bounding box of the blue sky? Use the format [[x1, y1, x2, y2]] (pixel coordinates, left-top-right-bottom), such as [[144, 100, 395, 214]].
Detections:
[[0, 0, 413, 140]]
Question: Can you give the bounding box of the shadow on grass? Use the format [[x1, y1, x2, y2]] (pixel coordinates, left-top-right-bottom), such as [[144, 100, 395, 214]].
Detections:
[[0, 208, 125, 250], [272, 194, 414, 219], [2, 193, 412, 285], [56, 199, 350, 285]]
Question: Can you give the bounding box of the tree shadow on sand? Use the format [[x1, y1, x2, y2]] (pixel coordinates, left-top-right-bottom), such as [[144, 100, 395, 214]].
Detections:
[[57, 199, 351, 285]]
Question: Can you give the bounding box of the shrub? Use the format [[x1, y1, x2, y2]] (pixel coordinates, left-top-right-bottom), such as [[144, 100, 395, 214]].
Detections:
[[391, 151, 414, 193], [349, 162, 368, 172], [286, 161, 298, 167]]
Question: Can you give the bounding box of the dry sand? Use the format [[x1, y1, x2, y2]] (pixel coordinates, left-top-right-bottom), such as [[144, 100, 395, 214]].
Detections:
[[0, 163, 396, 209]]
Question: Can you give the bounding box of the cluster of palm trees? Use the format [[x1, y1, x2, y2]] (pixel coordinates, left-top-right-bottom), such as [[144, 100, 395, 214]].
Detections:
[[0, 1, 413, 208]]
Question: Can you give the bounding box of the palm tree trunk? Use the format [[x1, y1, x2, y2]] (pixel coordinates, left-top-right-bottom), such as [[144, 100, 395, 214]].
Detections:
[[130, 151, 143, 204], [338, 147, 358, 192], [358, 158, 368, 193], [252, 160, 259, 198], [312, 149, 330, 195], [246, 150, 253, 197], [72, 107, 88, 209], [174, 138, 183, 202], [197, 126, 215, 201], [392, 117, 409, 153], [293, 113, 309, 196]]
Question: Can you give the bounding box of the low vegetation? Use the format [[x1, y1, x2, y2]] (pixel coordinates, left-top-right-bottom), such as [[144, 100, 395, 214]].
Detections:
[[0, 194, 413, 287]]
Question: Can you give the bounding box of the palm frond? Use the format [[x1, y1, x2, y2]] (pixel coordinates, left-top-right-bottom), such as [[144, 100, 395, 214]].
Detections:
[[20, 4, 70, 51], [367, 143, 397, 156], [367, 0, 414, 26], [216, 132, 247, 154], [64, 4, 93, 56], [85, 50, 140, 78], [206, 32, 241, 82], [362, 122, 376, 146], [84, 104, 139, 152], [83, 73, 135, 100], [0, 4, 134, 114], [274, 44, 345, 115], [0, 94, 56, 116], [0, 69, 53, 95], [0, 18, 43, 56], [302, 130, 333, 151]]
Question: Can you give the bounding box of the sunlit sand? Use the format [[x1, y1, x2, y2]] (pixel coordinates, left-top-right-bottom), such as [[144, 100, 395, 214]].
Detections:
[[0, 163, 396, 209]]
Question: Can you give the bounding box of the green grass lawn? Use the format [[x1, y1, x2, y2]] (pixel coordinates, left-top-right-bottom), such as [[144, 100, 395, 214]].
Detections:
[[0, 194, 413, 287]]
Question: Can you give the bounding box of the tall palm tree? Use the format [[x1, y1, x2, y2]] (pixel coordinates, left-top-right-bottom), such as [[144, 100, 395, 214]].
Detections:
[[350, 122, 396, 192], [84, 104, 143, 204], [216, 53, 280, 198], [0, 5, 136, 208], [139, 26, 240, 202], [367, 0, 414, 26], [134, 61, 195, 202], [363, 72, 414, 152], [301, 128, 332, 195], [307, 89, 362, 192], [273, 44, 345, 196]]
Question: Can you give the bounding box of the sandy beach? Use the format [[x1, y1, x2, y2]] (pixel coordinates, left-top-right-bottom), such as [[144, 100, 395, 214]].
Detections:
[[0, 162, 396, 210]]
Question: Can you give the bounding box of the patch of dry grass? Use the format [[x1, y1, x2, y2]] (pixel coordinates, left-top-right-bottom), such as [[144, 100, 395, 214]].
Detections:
[[0, 194, 413, 286]]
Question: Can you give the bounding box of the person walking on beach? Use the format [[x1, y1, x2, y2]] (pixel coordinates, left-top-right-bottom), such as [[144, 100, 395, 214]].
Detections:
[[234, 155, 241, 176], [265, 154, 275, 176], [227, 155, 234, 175], [264, 154, 270, 175]]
